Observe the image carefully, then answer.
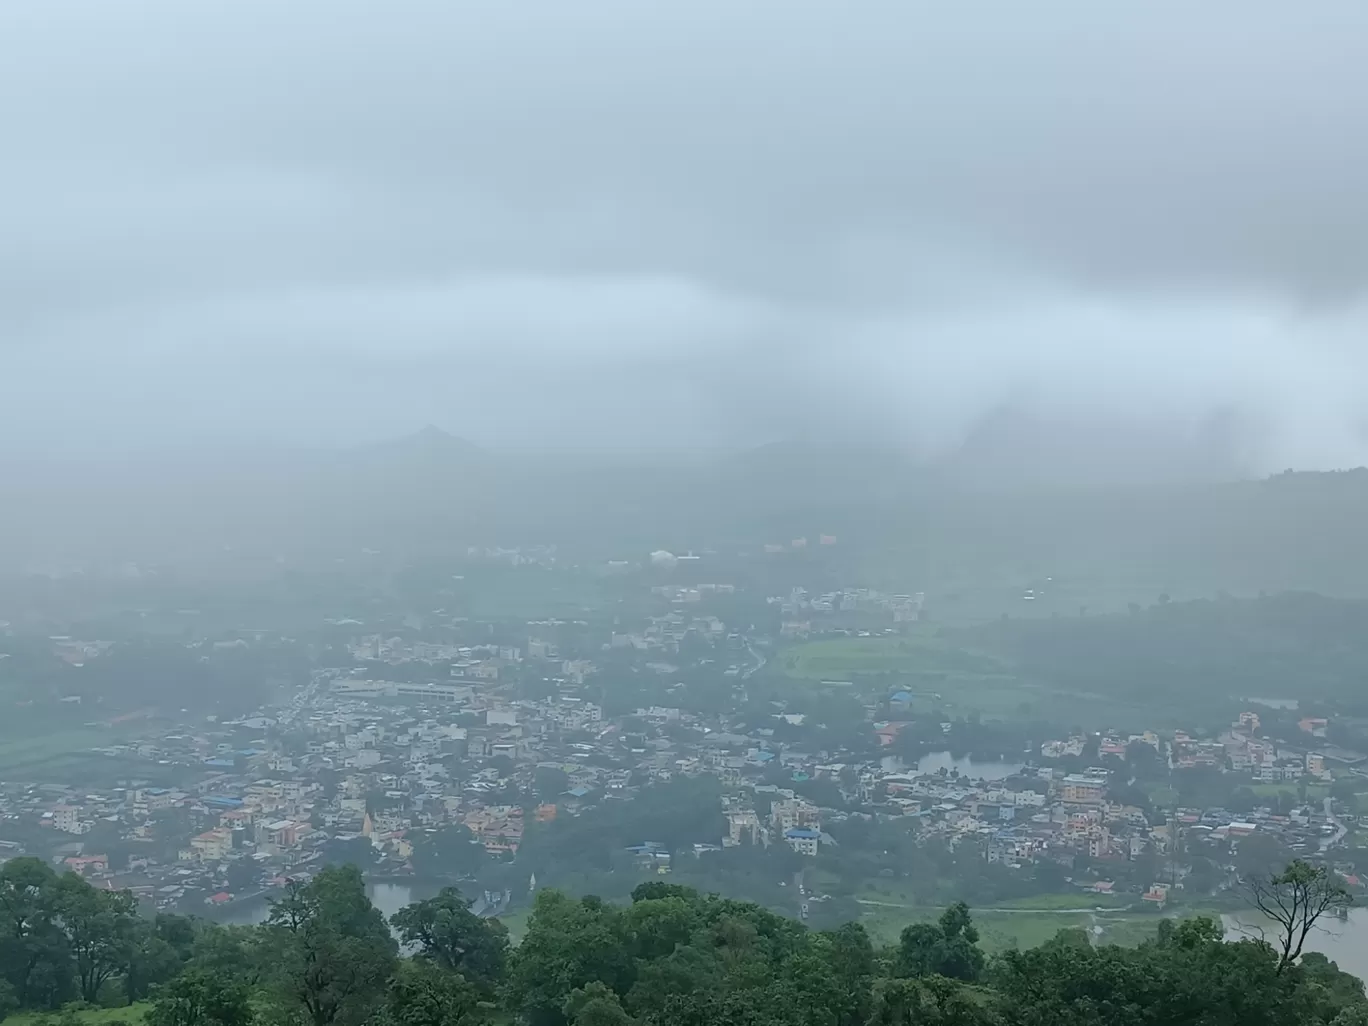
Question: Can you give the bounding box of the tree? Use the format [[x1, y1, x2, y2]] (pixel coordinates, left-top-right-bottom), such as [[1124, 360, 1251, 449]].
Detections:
[[1245, 860, 1351, 972], [504, 891, 634, 1026], [377, 959, 484, 1026], [866, 977, 997, 1026], [187, 924, 266, 986], [264, 866, 398, 1026], [411, 827, 489, 880], [1297, 951, 1368, 1024], [0, 857, 72, 1009], [896, 903, 984, 983], [390, 888, 508, 991], [148, 967, 254, 1026], [52, 874, 138, 1003], [122, 919, 182, 1004], [564, 982, 635, 1026]]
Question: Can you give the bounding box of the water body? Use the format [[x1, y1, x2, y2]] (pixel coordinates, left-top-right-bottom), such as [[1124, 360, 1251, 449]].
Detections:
[[1224, 909, 1368, 979], [882, 752, 1024, 781], [217, 880, 438, 926]]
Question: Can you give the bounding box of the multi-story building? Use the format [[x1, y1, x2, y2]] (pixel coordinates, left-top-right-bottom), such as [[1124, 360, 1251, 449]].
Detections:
[[1061, 774, 1106, 805], [784, 827, 821, 856], [771, 798, 821, 832]]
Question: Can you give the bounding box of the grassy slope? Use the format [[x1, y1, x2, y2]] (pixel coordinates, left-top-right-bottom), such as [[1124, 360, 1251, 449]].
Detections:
[[5, 1005, 151, 1026]]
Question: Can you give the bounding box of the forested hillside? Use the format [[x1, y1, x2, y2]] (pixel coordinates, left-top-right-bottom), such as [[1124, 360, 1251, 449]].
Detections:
[[4, 859, 1367, 1026], [967, 591, 1368, 713]]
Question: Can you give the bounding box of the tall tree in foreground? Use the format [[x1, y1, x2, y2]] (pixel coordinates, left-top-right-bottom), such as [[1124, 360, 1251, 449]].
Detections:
[[896, 902, 985, 982], [391, 887, 509, 992], [264, 866, 398, 1026], [0, 857, 72, 1009], [52, 873, 139, 1003], [376, 959, 485, 1026], [148, 967, 255, 1026], [1245, 859, 1351, 973]]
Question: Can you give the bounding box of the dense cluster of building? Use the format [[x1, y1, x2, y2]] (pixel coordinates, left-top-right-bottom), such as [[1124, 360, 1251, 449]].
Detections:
[[1, 554, 1362, 919]]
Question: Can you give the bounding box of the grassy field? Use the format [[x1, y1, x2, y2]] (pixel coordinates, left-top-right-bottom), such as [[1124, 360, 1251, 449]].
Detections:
[[0, 728, 115, 775], [494, 905, 531, 943], [778, 633, 1147, 726], [994, 893, 1130, 911], [860, 900, 1224, 953], [5, 1004, 151, 1026], [780, 633, 1007, 680], [860, 904, 1100, 952]]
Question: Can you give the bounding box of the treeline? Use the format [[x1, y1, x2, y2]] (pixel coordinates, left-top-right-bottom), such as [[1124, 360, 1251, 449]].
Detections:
[[967, 591, 1368, 714], [5, 857, 1368, 1026]]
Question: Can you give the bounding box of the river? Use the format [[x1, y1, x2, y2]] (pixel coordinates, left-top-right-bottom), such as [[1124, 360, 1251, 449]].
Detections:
[[882, 752, 1025, 781], [1224, 909, 1368, 979], [216, 880, 442, 926]]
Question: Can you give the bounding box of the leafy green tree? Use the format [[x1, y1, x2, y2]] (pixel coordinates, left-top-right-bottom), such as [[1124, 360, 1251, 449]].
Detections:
[[411, 827, 489, 880], [147, 967, 254, 1026], [896, 903, 984, 982], [1333, 1006, 1368, 1026], [823, 921, 875, 983], [187, 924, 266, 986], [866, 977, 998, 1026], [52, 874, 138, 1003], [623, 946, 721, 1020], [376, 959, 483, 1026], [390, 888, 508, 991], [0, 857, 72, 1009], [123, 918, 182, 1004], [564, 982, 635, 1026], [504, 891, 634, 1026], [263, 866, 397, 1026], [1298, 951, 1368, 1024], [154, 915, 197, 962]]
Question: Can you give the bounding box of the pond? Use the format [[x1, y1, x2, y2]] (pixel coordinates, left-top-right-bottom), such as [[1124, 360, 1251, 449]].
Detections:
[[882, 752, 1025, 781], [1224, 908, 1368, 979], [216, 880, 442, 926]]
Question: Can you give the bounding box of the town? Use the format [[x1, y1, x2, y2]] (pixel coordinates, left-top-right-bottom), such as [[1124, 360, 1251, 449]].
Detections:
[[2, 544, 1363, 946]]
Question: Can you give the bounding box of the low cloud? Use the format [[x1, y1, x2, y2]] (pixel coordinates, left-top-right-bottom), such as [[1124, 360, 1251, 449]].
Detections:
[[3, 1, 1368, 471]]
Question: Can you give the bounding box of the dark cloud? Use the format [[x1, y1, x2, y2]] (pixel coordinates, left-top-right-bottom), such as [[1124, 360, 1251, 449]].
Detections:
[[3, 1, 1368, 468]]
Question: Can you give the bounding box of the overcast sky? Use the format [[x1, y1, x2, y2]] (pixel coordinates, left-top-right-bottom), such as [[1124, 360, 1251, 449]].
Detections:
[[4, 1, 1368, 469]]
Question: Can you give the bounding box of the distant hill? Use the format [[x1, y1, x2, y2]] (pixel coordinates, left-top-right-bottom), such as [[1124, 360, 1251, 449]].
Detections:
[[3, 432, 1368, 605], [964, 590, 1368, 715]]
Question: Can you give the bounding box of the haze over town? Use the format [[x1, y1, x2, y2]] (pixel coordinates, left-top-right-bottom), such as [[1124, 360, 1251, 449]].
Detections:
[[4, 6, 1368, 1026]]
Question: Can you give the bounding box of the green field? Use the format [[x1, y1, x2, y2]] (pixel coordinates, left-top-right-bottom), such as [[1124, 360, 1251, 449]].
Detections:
[[778, 634, 1147, 726], [860, 900, 1226, 953], [494, 906, 531, 943], [781, 633, 1007, 680], [4, 1004, 151, 1026], [0, 729, 115, 774]]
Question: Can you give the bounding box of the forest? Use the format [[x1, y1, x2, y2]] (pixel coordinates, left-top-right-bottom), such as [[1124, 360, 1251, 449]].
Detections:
[[3, 858, 1368, 1026]]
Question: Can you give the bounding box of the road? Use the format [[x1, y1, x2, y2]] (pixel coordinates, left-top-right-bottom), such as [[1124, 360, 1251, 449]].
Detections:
[[278, 672, 329, 727], [741, 643, 767, 679], [856, 899, 1125, 914], [1322, 796, 1347, 852]]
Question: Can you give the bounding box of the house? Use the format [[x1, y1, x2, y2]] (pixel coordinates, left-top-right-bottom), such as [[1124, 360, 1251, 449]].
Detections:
[[52, 805, 85, 834], [784, 827, 821, 856], [1142, 883, 1171, 905], [63, 854, 109, 877], [770, 799, 820, 832], [1061, 774, 1107, 805], [189, 828, 233, 861]]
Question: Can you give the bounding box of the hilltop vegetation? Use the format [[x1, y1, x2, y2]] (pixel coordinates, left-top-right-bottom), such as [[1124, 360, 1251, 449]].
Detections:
[[777, 591, 1368, 726], [4, 859, 1367, 1026]]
